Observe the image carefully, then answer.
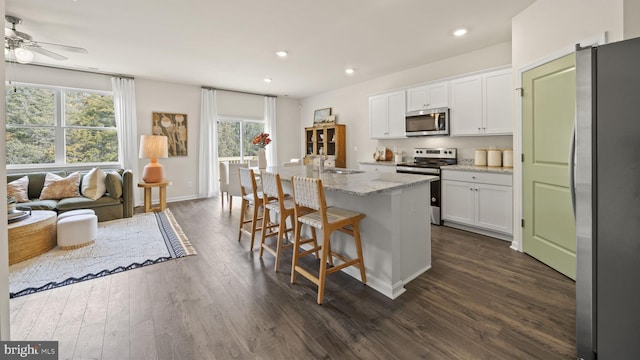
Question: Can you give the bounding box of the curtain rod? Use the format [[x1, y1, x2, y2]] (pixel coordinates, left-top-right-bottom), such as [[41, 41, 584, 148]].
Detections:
[[5, 60, 135, 79], [201, 85, 277, 98]]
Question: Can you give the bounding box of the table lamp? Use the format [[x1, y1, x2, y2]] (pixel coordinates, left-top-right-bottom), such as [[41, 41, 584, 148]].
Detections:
[[139, 135, 168, 183]]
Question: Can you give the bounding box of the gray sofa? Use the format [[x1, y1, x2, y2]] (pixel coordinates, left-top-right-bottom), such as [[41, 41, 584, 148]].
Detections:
[[7, 169, 134, 222]]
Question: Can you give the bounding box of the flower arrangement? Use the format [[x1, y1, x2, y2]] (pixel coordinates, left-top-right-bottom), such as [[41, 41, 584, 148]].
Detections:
[[252, 133, 272, 148]]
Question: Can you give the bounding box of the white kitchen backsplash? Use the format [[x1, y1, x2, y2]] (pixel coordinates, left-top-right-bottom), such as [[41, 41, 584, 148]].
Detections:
[[378, 135, 513, 162]]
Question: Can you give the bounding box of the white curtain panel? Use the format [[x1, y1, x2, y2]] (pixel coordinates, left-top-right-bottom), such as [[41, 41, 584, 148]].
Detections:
[[198, 89, 220, 198], [111, 77, 139, 203], [264, 96, 277, 166]]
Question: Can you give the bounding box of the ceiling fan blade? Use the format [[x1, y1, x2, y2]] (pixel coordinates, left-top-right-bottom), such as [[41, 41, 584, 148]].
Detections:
[[34, 41, 88, 54], [26, 46, 68, 61], [5, 27, 17, 38]]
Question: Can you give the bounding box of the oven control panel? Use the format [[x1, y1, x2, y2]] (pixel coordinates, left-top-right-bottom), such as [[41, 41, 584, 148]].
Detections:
[[413, 148, 457, 159]]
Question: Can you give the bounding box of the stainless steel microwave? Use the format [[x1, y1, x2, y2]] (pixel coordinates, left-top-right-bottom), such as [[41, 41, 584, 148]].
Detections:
[[405, 108, 449, 136]]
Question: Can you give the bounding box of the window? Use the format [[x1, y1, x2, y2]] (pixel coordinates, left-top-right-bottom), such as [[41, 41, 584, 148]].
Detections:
[[5, 83, 118, 167], [217, 117, 264, 164]]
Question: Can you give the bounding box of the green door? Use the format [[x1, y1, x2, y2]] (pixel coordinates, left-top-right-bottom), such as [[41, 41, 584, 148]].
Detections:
[[522, 54, 577, 280]]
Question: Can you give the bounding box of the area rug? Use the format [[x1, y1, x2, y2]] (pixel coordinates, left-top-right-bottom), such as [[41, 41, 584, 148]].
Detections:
[[9, 209, 196, 298]]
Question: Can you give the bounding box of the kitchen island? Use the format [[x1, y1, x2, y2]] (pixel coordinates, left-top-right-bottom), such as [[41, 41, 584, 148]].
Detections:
[[265, 165, 437, 299]]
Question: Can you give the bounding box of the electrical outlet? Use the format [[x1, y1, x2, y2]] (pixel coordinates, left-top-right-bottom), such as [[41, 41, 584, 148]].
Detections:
[[354, 146, 358, 152], [187, 181, 193, 188]]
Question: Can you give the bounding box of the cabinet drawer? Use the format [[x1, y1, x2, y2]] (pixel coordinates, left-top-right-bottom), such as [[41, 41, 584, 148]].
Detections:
[[441, 170, 511, 186]]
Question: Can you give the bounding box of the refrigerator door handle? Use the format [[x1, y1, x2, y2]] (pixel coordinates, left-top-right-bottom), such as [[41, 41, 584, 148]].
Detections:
[[569, 120, 577, 218]]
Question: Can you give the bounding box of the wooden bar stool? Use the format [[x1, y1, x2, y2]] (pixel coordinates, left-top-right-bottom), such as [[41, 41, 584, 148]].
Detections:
[[259, 172, 298, 271], [290, 176, 367, 304], [238, 168, 270, 250]]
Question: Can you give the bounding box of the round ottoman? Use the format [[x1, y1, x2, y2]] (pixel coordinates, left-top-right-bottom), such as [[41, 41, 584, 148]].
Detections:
[[57, 209, 96, 221], [57, 214, 98, 250]]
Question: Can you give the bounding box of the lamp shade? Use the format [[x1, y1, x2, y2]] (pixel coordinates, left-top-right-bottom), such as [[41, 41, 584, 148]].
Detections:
[[139, 135, 168, 159], [139, 135, 168, 183]]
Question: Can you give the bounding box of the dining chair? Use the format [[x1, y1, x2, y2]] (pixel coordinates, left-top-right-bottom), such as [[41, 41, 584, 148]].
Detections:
[[238, 167, 270, 250], [219, 162, 247, 212], [290, 176, 366, 304], [259, 172, 299, 271]]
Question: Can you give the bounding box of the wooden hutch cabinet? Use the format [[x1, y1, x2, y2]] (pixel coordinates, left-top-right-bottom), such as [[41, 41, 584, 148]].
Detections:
[[303, 124, 346, 168]]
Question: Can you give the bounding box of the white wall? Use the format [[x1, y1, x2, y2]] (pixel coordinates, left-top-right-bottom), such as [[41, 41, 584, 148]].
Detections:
[[301, 42, 514, 168], [276, 97, 303, 163], [624, 0, 640, 39], [0, 0, 10, 340], [134, 79, 201, 203], [510, 0, 624, 251]]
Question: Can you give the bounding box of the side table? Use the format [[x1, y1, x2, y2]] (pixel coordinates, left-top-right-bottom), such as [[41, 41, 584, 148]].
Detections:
[[137, 180, 172, 213]]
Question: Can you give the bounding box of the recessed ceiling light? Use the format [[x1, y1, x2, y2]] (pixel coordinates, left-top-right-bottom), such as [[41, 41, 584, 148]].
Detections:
[[276, 50, 288, 57], [345, 68, 355, 75], [453, 28, 467, 37], [264, 77, 272, 83]]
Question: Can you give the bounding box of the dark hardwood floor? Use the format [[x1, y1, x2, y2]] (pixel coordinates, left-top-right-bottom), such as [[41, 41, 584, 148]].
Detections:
[[9, 197, 576, 359]]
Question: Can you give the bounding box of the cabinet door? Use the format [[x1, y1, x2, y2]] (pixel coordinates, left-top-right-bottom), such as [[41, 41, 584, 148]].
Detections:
[[406, 85, 428, 112], [475, 183, 513, 234], [450, 75, 482, 136], [442, 180, 475, 225], [387, 90, 406, 137], [369, 94, 389, 138], [427, 81, 449, 108], [359, 164, 395, 173], [407, 82, 449, 111], [483, 69, 513, 135]]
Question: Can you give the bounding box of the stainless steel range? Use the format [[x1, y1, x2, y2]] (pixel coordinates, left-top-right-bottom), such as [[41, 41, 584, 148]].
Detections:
[[396, 148, 457, 225]]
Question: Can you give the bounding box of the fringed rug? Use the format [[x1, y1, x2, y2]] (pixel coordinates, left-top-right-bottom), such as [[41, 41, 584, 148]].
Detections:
[[9, 209, 196, 298]]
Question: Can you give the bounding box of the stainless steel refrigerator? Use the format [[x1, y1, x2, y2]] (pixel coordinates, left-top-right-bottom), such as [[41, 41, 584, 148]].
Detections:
[[575, 36, 640, 360]]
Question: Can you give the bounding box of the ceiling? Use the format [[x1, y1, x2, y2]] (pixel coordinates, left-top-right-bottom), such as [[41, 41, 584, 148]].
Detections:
[[5, 0, 535, 98]]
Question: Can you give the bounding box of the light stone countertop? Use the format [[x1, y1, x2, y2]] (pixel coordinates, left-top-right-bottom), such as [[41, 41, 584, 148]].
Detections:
[[358, 161, 397, 167], [263, 165, 437, 197], [443, 164, 513, 174]]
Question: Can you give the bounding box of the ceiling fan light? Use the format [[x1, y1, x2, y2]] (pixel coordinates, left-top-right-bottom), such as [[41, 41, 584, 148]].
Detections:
[[14, 48, 34, 64], [4, 47, 9, 57]]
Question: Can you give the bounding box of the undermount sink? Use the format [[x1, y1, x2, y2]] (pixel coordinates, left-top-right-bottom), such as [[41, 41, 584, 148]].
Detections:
[[323, 168, 364, 174]]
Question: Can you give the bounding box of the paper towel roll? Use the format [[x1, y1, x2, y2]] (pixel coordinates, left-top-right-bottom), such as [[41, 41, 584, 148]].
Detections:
[[488, 149, 502, 167], [502, 149, 513, 168], [474, 149, 487, 166]]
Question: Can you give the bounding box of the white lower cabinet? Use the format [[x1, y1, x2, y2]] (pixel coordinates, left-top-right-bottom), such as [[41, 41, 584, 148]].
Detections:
[[358, 163, 396, 173], [442, 170, 513, 239]]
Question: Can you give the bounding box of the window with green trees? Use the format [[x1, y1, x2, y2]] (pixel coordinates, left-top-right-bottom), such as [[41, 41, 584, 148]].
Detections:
[[217, 118, 264, 163], [6, 83, 118, 167]]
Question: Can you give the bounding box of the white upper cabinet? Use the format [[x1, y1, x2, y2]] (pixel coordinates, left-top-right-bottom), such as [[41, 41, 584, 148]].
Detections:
[[483, 69, 513, 134], [450, 68, 513, 136], [369, 90, 406, 139], [406, 81, 449, 112], [450, 75, 482, 136]]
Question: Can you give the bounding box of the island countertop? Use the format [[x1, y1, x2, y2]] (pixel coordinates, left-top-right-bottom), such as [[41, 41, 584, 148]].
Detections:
[[263, 165, 437, 197]]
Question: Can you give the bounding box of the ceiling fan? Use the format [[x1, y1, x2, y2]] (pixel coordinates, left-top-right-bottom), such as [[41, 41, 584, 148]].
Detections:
[[5, 15, 88, 64]]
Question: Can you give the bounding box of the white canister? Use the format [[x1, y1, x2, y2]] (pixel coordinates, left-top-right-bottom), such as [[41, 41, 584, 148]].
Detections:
[[487, 149, 502, 167], [474, 149, 487, 166], [502, 149, 513, 168]]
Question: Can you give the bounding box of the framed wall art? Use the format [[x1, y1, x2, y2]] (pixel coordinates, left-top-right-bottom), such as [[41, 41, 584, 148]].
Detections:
[[152, 112, 188, 156], [313, 107, 332, 125]]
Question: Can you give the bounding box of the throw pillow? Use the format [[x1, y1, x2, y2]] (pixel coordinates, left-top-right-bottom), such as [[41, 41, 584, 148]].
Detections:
[[105, 172, 123, 199], [39, 172, 81, 200], [81, 167, 106, 200], [7, 176, 29, 202]]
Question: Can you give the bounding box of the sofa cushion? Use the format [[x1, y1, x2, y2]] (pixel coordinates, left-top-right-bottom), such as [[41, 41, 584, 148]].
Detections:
[[104, 172, 123, 199], [7, 176, 29, 202], [8, 171, 66, 199], [40, 172, 81, 200], [19, 199, 58, 211], [57, 195, 120, 211], [81, 167, 107, 200]]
